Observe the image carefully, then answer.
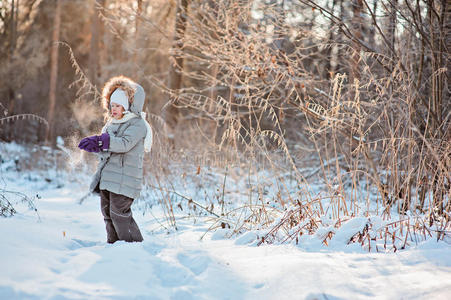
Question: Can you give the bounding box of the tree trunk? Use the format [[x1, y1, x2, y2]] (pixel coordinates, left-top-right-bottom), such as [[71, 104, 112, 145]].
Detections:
[[350, 0, 363, 83], [333, 0, 346, 75], [165, 0, 190, 128], [46, 0, 61, 145], [324, 0, 337, 79], [368, 0, 377, 50], [10, 0, 16, 56], [133, 0, 142, 74], [446, 0, 451, 81], [6, 1, 18, 141], [89, 0, 104, 86], [445, 1, 451, 143]]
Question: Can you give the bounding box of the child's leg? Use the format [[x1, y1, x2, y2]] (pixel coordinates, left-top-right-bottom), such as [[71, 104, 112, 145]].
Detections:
[[100, 190, 119, 243], [109, 192, 144, 242]]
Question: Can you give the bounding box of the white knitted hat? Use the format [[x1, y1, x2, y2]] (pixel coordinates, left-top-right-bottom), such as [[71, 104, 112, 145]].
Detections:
[[110, 88, 129, 111]]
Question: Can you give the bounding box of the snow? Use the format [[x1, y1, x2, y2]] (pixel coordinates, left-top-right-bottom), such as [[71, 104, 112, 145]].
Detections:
[[1, 143, 451, 299]]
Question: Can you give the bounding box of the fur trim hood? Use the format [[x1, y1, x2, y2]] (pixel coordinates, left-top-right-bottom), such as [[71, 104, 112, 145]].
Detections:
[[101, 75, 146, 114]]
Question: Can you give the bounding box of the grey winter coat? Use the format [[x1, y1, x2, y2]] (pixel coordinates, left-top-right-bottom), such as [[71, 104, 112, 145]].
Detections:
[[90, 77, 148, 199]]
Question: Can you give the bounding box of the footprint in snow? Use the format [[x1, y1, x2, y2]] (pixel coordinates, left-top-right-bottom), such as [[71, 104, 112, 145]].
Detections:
[[305, 293, 345, 300], [177, 251, 211, 276], [253, 283, 264, 289], [67, 238, 103, 250], [142, 240, 165, 255], [170, 289, 196, 300], [153, 262, 194, 287]]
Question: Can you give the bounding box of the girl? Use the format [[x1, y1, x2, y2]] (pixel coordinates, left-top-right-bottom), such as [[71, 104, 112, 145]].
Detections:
[[78, 76, 152, 243]]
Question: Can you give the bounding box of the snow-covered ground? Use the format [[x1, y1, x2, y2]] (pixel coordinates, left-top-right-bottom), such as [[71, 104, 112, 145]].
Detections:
[[1, 143, 451, 299]]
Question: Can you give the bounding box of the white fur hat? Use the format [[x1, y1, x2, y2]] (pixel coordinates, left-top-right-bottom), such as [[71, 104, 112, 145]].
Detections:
[[110, 88, 129, 111]]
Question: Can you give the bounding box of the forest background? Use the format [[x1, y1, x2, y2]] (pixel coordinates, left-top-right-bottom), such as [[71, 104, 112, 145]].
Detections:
[[0, 0, 449, 248]]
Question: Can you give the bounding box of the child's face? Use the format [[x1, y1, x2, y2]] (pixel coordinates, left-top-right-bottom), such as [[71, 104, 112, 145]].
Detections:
[[111, 103, 125, 119]]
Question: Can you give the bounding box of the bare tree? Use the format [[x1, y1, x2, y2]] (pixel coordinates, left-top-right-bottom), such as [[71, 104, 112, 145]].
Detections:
[[46, 0, 62, 144], [165, 0, 190, 129], [133, 0, 142, 71], [10, 0, 18, 56], [350, 0, 363, 83], [88, 0, 105, 86]]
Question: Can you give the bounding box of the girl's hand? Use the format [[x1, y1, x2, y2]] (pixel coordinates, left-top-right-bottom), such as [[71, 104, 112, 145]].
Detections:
[[78, 133, 110, 152], [78, 136, 100, 152]]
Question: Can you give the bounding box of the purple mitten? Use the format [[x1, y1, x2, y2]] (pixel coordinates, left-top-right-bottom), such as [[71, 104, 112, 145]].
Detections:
[[78, 137, 92, 150], [98, 133, 110, 151], [78, 139, 91, 149], [86, 141, 100, 152], [78, 136, 101, 153], [84, 135, 98, 144]]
